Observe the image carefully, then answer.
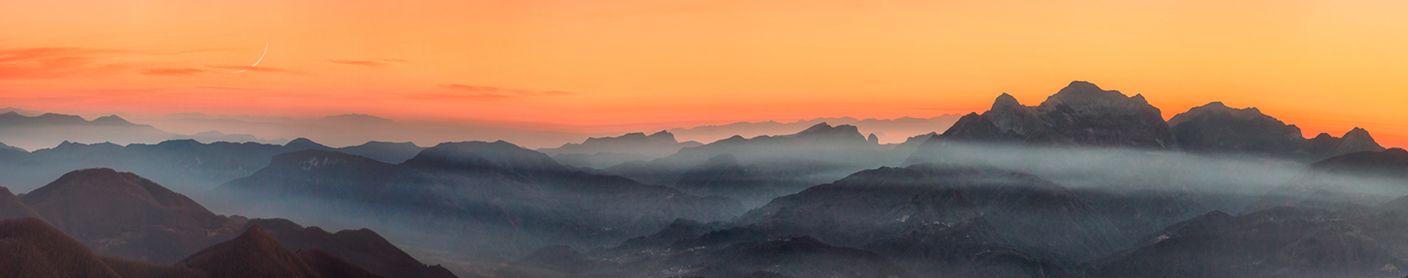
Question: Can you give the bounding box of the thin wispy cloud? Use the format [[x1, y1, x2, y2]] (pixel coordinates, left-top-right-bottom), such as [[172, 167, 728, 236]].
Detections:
[[440, 84, 573, 96], [412, 84, 576, 100], [207, 65, 306, 74], [328, 60, 389, 67], [408, 92, 515, 100], [142, 68, 205, 76], [0, 47, 131, 80]]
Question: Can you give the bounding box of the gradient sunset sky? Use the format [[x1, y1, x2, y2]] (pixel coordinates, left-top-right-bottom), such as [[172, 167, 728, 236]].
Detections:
[[2, 0, 1405, 146]]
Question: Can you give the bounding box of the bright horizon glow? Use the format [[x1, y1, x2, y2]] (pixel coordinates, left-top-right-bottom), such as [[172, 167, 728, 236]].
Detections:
[[2, 0, 1405, 147]]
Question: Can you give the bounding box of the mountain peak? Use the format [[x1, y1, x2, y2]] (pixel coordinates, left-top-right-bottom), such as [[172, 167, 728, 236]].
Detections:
[[1337, 127, 1384, 152], [0, 142, 27, 153], [91, 115, 131, 125], [178, 225, 322, 278], [407, 141, 564, 171], [1044, 80, 1135, 106], [1344, 127, 1372, 138], [21, 113, 89, 125], [285, 138, 329, 149], [647, 130, 677, 141], [19, 169, 227, 262], [797, 122, 860, 136], [1056, 80, 1107, 95], [799, 122, 835, 133], [992, 93, 1021, 109], [22, 168, 222, 222]]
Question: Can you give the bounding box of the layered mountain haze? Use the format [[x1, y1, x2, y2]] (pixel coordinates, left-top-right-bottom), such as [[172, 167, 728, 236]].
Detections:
[[540, 131, 701, 169], [3, 79, 1404, 277], [220, 141, 742, 263], [0, 112, 262, 151], [667, 115, 961, 145], [0, 137, 424, 194], [607, 122, 903, 206], [133, 113, 589, 149]]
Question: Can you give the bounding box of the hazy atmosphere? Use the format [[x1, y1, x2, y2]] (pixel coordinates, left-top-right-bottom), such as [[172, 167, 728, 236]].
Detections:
[[3, 1, 1407, 278]]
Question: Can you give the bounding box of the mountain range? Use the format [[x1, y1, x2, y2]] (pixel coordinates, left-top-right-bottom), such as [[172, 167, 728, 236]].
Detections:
[[605, 122, 904, 206], [938, 81, 1383, 160], [0, 111, 261, 151], [0, 138, 423, 193], [2, 80, 1405, 277], [667, 115, 961, 145], [539, 131, 701, 169], [219, 141, 742, 261]]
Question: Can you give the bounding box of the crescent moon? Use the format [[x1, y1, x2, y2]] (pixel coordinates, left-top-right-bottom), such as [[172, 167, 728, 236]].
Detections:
[[232, 42, 270, 73]]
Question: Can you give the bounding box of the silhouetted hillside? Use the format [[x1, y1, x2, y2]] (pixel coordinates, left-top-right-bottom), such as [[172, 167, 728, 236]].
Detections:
[[21, 169, 235, 263], [178, 225, 379, 278], [0, 186, 40, 220], [1170, 102, 1385, 159], [0, 217, 124, 278], [940, 81, 1174, 148]]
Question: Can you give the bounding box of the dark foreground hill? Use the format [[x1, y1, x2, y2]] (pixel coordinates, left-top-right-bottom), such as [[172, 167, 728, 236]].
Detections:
[[0, 217, 124, 278], [0, 217, 388, 278], [177, 225, 381, 278], [0, 168, 455, 278]]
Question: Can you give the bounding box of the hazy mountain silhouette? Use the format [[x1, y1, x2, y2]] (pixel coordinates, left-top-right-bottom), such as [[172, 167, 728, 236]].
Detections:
[[221, 142, 741, 259], [338, 141, 425, 164], [0, 111, 262, 151], [0, 137, 422, 193], [540, 131, 701, 169], [669, 115, 960, 145], [136, 112, 588, 149], [935, 82, 1388, 156], [940, 81, 1174, 148], [5, 80, 1407, 277], [1170, 102, 1385, 159], [607, 123, 898, 206]]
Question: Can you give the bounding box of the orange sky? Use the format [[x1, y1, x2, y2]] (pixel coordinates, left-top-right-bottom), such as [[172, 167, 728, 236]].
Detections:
[[1, 0, 1405, 147]]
